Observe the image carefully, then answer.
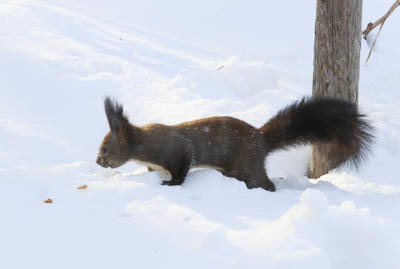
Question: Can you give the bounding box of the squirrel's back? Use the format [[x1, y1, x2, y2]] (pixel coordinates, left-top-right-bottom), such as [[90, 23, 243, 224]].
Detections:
[[142, 117, 266, 168]]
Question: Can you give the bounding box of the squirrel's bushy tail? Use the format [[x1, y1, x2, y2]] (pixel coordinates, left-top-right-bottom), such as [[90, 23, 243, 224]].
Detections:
[[260, 97, 374, 169]]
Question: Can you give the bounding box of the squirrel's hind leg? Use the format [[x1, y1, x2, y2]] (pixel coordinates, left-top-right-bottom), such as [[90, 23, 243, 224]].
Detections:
[[246, 175, 276, 192], [221, 164, 276, 192]]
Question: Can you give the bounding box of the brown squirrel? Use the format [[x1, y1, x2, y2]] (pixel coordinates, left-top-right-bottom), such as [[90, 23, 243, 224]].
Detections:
[[96, 97, 373, 192]]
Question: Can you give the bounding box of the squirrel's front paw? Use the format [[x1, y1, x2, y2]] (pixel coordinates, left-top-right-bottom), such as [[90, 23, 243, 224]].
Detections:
[[161, 180, 182, 186], [161, 180, 171, 185]]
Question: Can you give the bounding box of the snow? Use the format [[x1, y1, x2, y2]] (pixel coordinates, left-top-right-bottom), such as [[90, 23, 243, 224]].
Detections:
[[1, 0, 400, 268]]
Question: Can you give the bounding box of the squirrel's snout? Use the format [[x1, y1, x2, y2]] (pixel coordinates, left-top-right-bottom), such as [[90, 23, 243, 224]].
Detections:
[[96, 156, 108, 167]]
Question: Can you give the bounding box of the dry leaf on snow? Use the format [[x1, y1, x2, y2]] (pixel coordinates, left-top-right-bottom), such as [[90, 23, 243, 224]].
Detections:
[[44, 198, 53, 204], [77, 184, 87, 190]]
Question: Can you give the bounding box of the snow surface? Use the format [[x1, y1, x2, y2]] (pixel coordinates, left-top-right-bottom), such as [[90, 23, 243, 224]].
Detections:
[[1, 0, 400, 268]]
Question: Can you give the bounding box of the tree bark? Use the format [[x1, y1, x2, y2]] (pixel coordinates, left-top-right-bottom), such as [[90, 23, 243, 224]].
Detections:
[[310, 0, 363, 178]]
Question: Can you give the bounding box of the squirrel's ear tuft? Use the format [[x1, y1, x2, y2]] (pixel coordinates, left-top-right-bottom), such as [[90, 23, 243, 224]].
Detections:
[[104, 96, 129, 132]]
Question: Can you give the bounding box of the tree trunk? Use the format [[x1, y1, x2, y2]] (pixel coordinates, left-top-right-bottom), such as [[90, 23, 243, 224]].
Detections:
[[310, 0, 363, 178]]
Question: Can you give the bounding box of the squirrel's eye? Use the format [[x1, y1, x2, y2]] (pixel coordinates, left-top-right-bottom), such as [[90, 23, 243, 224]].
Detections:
[[102, 147, 108, 154]]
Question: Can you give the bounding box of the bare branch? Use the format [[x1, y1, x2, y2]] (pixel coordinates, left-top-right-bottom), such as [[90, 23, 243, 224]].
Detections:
[[366, 21, 385, 63], [362, 0, 400, 62], [363, 0, 400, 39]]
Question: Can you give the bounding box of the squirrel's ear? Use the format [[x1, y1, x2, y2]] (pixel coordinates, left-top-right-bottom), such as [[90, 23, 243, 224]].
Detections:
[[104, 97, 129, 132]]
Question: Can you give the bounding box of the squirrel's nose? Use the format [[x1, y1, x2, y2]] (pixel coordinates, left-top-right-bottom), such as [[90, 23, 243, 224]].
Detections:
[[96, 156, 104, 166]]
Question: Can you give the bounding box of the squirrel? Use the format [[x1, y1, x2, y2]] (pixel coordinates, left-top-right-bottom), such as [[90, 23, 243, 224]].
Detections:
[[96, 97, 374, 192]]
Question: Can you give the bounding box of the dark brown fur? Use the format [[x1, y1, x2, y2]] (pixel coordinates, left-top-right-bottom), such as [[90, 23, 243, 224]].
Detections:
[[97, 97, 374, 192]]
